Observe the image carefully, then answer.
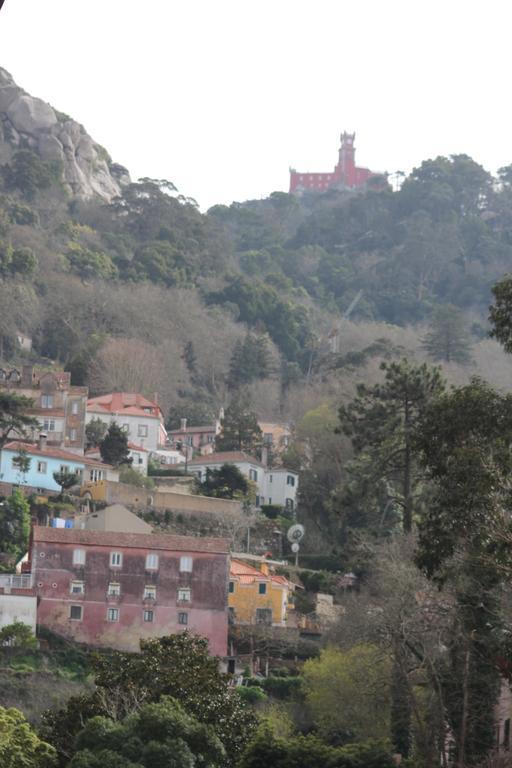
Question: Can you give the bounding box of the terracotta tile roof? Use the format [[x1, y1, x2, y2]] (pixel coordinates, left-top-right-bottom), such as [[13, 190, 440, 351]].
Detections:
[[32, 526, 230, 554], [4, 441, 113, 470], [189, 451, 263, 467], [230, 559, 289, 587], [87, 393, 163, 420], [170, 425, 216, 435]]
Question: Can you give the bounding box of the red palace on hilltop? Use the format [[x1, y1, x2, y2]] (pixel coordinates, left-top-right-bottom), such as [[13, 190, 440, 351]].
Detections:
[[289, 132, 379, 194]]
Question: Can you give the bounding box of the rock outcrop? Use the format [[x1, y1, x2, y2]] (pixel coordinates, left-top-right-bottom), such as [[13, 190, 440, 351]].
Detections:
[[0, 67, 130, 200]]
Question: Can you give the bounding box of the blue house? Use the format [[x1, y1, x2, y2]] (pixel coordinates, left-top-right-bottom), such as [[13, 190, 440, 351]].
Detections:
[[0, 439, 115, 494]]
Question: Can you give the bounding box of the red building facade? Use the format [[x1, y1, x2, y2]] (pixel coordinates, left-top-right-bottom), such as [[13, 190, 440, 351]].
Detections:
[[289, 132, 377, 194], [31, 527, 230, 656]]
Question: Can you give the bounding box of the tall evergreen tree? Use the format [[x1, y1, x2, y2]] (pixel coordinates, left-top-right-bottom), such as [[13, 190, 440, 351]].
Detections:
[[415, 379, 512, 765], [338, 359, 445, 534], [0, 392, 39, 447], [227, 334, 270, 390], [422, 304, 472, 364], [99, 423, 132, 468], [216, 395, 262, 455]]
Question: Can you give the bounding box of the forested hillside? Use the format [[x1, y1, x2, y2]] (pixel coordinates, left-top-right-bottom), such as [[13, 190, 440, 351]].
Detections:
[[2, 68, 512, 437]]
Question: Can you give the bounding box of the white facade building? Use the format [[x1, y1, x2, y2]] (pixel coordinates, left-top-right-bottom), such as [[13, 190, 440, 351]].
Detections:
[[188, 451, 299, 511], [86, 393, 167, 454]]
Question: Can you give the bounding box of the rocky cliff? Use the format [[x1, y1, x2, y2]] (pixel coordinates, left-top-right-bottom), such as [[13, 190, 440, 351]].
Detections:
[[0, 67, 130, 200]]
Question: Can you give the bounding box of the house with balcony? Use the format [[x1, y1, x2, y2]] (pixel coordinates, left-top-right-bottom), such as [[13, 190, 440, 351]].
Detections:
[[228, 559, 293, 627], [86, 392, 167, 453], [0, 365, 88, 452], [168, 416, 221, 456], [0, 573, 37, 633], [189, 451, 299, 512], [0, 437, 118, 495], [29, 526, 230, 655]]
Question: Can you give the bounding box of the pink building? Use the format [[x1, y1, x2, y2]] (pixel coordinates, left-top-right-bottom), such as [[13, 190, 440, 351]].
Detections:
[[169, 417, 221, 456], [30, 527, 230, 656]]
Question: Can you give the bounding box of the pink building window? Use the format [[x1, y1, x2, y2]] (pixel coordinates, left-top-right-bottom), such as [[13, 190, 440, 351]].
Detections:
[[107, 608, 119, 622], [70, 605, 82, 620]]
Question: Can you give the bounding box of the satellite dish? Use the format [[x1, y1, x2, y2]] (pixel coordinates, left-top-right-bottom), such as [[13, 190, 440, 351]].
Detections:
[[291, 542, 300, 553], [287, 524, 305, 543]]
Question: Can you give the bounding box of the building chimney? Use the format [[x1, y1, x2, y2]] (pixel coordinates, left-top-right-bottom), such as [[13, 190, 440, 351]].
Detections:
[[180, 418, 187, 432], [261, 446, 268, 467], [38, 433, 48, 451], [22, 365, 34, 387], [153, 392, 159, 405]]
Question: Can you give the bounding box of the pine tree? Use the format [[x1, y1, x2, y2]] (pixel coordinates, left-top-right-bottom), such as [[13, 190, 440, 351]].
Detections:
[[216, 394, 262, 454], [228, 334, 270, 390], [338, 359, 445, 533], [422, 305, 472, 364], [99, 423, 132, 468]]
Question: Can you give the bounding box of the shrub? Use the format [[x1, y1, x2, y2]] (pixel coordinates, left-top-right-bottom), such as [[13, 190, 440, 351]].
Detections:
[[0, 621, 37, 649], [237, 686, 268, 705]]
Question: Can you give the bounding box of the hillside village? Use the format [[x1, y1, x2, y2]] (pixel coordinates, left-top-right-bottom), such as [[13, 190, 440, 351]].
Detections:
[[4, 45, 512, 767], [0, 364, 316, 655]]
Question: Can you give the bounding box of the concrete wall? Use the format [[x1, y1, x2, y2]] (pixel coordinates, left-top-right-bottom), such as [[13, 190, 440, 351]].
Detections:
[[0, 591, 37, 633], [104, 481, 243, 516]]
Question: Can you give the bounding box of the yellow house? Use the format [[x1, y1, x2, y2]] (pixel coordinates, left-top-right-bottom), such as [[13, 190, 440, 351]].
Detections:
[[229, 559, 292, 627]]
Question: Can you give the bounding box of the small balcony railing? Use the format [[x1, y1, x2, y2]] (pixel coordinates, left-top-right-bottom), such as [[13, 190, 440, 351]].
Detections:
[[0, 574, 33, 589]]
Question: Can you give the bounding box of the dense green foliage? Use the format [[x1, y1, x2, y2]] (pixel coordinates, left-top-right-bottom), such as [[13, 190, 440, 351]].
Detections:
[[198, 463, 249, 499], [240, 728, 394, 768], [40, 634, 255, 768], [0, 392, 39, 447], [216, 396, 262, 454], [99, 422, 132, 468], [337, 359, 445, 534], [0, 705, 57, 767], [68, 696, 225, 768], [0, 489, 30, 564]]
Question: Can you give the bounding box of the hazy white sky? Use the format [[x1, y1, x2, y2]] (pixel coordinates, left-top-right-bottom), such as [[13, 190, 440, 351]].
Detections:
[[1, 0, 512, 209]]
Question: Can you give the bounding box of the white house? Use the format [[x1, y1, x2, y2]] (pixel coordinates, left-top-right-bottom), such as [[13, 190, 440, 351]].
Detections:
[[86, 392, 167, 453], [85, 442, 149, 475], [188, 451, 299, 511]]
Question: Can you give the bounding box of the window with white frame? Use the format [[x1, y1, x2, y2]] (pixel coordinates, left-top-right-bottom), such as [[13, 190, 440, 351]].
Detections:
[[145, 553, 159, 570], [178, 612, 188, 625], [106, 608, 119, 622], [179, 556, 193, 573], [143, 585, 156, 600], [41, 394, 54, 409], [110, 552, 122, 567], [178, 588, 191, 602], [70, 580, 84, 594], [138, 424, 148, 437], [69, 428, 77, 441], [73, 548, 86, 566], [37, 461, 47, 474], [71, 401, 79, 415], [143, 610, 154, 622], [59, 465, 69, 474], [107, 582, 121, 596], [43, 419, 55, 432], [249, 469, 258, 481], [69, 605, 82, 620]]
